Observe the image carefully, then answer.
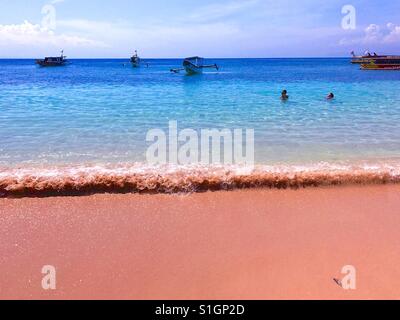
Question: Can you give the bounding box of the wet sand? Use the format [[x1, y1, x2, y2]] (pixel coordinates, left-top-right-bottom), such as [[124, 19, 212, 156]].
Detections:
[[1, 185, 400, 300]]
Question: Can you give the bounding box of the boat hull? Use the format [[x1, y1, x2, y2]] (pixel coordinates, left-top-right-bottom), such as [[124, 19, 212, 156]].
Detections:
[[361, 64, 400, 70], [351, 58, 373, 64], [183, 65, 203, 75], [36, 60, 67, 67], [351, 55, 392, 64], [130, 56, 141, 68], [360, 56, 400, 70]]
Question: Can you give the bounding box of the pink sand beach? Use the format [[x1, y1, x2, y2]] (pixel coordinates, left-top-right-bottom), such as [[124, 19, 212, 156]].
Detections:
[[1, 185, 400, 300]]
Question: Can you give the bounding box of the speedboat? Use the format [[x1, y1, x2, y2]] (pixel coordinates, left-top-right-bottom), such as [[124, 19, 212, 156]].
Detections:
[[36, 50, 68, 67]]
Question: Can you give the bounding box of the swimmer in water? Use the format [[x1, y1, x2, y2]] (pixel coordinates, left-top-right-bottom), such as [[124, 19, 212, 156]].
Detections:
[[281, 90, 289, 101], [326, 92, 335, 100]]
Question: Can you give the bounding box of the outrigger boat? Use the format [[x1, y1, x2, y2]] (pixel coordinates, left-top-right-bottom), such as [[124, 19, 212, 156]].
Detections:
[[130, 50, 141, 67], [171, 57, 219, 75], [36, 50, 68, 67], [361, 56, 400, 70]]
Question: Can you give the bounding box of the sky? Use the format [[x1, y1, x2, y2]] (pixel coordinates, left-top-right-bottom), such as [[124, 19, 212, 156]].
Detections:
[[0, 0, 399, 58]]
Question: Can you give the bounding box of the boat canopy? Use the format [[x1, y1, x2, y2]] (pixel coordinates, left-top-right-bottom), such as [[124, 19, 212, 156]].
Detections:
[[184, 57, 204, 66], [185, 57, 204, 62]]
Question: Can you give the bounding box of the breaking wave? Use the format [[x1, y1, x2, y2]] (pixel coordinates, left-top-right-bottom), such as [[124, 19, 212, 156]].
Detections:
[[1, 161, 400, 197]]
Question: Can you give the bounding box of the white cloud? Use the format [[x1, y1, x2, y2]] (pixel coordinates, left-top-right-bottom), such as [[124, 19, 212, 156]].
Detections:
[[0, 20, 106, 48], [384, 22, 400, 43], [340, 22, 400, 46], [364, 24, 382, 42]]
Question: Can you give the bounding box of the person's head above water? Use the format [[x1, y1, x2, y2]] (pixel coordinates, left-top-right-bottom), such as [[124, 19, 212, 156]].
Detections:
[[327, 92, 334, 100], [281, 90, 289, 100]]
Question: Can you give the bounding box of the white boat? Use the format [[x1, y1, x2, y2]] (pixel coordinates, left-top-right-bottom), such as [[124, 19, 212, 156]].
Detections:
[[183, 56, 219, 74], [178, 56, 218, 75]]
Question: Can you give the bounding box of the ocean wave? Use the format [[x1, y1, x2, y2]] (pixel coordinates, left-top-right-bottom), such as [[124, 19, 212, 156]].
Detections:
[[1, 162, 400, 197]]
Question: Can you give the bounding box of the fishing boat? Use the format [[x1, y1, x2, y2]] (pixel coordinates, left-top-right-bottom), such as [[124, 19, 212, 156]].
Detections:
[[171, 57, 219, 75], [130, 50, 141, 67], [36, 50, 68, 67], [183, 57, 219, 74], [361, 56, 400, 70]]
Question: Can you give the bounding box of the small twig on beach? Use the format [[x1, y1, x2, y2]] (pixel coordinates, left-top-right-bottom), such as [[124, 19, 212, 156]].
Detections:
[[333, 278, 343, 288]]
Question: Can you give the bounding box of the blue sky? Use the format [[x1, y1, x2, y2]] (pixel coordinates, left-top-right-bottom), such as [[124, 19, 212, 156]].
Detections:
[[0, 0, 399, 58]]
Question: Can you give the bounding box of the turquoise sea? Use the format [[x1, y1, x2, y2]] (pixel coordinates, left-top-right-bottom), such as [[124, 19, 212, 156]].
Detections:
[[1, 58, 400, 195]]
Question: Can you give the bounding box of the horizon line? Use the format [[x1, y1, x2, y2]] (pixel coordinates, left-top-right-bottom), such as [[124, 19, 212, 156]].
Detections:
[[0, 56, 351, 60]]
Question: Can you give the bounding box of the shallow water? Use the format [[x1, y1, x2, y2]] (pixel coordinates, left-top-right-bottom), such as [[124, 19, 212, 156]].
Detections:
[[1, 58, 400, 166]]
